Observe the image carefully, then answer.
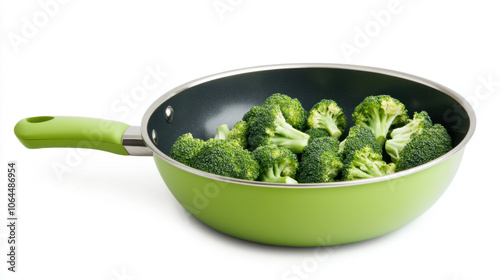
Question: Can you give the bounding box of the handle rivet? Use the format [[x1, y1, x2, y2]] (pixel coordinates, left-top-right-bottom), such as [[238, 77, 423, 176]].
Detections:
[[165, 106, 174, 123], [152, 129, 158, 145]]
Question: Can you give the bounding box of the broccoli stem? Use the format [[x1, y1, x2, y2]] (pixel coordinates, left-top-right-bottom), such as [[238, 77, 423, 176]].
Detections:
[[261, 164, 298, 184], [391, 124, 414, 139], [263, 176, 299, 184], [327, 167, 341, 179], [352, 155, 384, 178], [271, 136, 309, 154], [363, 163, 384, 177], [215, 124, 230, 140], [273, 117, 310, 153], [317, 115, 342, 138], [385, 124, 419, 162], [385, 140, 406, 162], [365, 108, 398, 145], [347, 168, 374, 179], [338, 138, 346, 154]]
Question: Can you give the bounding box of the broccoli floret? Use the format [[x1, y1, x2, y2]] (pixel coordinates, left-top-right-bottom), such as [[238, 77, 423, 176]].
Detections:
[[340, 126, 382, 162], [385, 111, 433, 163], [396, 124, 452, 171], [297, 137, 343, 183], [352, 95, 409, 146], [242, 106, 262, 127], [342, 146, 396, 181], [214, 121, 249, 148], [228, 121, 249, 148], [190, 139, 259, 180], [252, 145, 299, 184], [305, 128, 330, 141], [307, 99, 346, 138], [248, 105, 310, 153], [171, 93, 454, 184], [263, 93, 308, 131], [170, 133, 206, 166]]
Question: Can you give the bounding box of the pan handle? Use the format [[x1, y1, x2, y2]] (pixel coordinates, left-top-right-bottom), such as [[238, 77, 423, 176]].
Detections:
[[14, 116, 151, 156]]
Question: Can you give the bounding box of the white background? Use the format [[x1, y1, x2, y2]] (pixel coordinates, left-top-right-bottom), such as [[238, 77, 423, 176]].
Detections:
[[1, 1, 499, 279]]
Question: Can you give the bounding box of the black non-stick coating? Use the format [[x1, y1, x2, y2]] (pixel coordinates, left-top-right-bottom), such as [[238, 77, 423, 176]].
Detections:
[[147, 67, 470, 155]]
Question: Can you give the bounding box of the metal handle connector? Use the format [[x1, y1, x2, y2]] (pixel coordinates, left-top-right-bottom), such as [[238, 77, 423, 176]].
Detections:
[[122, 126, 152, 156]]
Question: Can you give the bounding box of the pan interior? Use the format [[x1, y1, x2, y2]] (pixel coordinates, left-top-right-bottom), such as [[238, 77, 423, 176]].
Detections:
[[147, 67, 471, 157]]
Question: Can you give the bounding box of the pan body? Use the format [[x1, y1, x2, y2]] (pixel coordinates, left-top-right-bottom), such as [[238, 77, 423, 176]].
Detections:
[[143, 64, 474, 246], [154, 151, 463, 246]]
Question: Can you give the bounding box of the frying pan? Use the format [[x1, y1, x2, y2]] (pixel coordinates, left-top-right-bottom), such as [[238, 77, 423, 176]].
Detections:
[[14, 63, 476, 247]]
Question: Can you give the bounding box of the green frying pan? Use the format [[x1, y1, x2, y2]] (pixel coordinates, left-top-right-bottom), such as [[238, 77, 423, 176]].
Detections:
[[14, 64, 476, 247]]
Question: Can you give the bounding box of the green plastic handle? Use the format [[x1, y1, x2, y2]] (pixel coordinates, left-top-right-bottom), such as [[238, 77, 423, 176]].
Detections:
[[14, 116, 131, 155]]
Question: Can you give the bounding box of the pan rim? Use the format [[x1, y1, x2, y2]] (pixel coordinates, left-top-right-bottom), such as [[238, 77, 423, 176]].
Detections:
[[140, 63, 476, 189]]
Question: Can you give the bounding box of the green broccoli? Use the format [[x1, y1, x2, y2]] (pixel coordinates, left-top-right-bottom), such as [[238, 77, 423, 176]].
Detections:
[[214, 124, 230, 140], [307, 99, 346, 138], [248, 105, 310, 153], [171, 93, 455, 184], [352, 95, 409, 146], [242, 106, 262, 127], [214, 121, 249, 148], [169, 133, 206, 166], [252, 145, 299, 184], [385, 111, 433, 163], [305, 128, 330, 141], [263, 93, 308, 131], [297, 137, 343, 183], [395, 124, 452, 171], [342, 146, 396, 181], [339, 126, 382, 162], [190, 139, 260, 180], [228, 121, 249, 148]]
